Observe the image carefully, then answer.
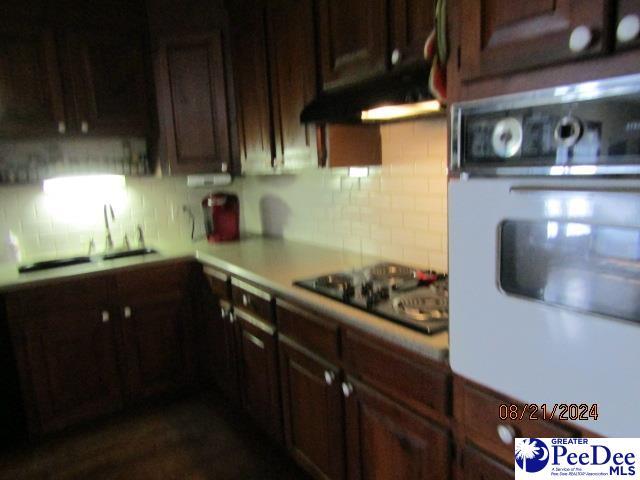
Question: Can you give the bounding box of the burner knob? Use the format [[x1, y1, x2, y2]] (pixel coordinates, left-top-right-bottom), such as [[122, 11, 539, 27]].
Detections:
[[342, 285, 355, 302]]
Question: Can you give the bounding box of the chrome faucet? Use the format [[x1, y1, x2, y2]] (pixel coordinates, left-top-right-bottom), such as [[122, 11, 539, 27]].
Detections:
[[103, 203, 115, 252], [136, 224, 145, 248]]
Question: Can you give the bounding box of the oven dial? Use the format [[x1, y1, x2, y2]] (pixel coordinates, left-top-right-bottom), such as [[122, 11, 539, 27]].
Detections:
[[554, 115, 583, 147], [492, 117, 523, 158]]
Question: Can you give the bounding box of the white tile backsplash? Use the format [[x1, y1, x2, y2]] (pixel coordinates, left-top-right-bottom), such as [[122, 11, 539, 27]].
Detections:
[[240, 118, 449, 271], [0, 118, 448, 271]]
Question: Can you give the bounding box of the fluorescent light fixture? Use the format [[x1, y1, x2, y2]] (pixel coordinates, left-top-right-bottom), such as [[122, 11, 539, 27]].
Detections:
[[43, 174, 126, 196], [361, 100, 442, 122], [348, 167, 369, 178]]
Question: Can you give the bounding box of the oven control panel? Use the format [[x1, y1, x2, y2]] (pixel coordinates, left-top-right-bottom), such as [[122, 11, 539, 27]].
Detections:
[[451, 74, 640, 176]]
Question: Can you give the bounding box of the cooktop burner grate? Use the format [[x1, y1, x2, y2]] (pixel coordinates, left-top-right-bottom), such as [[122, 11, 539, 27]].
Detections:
[[392, 292, 448, 322], [314, 274, 353, 290], [366, 264, 417, 282]]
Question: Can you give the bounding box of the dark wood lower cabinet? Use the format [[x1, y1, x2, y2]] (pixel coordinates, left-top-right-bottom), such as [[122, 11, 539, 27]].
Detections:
[[120, 295, 194, 401], [235, 310, 282, 442], [19, 308, 123, 435], [202, 298, 240, 401], [279, 337, 345, 480], [344, 377, 451, 480], [462, 446, 514, 480]]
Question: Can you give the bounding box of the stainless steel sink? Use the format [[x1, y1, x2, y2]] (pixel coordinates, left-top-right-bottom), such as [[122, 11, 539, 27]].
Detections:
[[100, 248, 158, 260], [18, 256, 93, 273], [18, 248, 159, 274]]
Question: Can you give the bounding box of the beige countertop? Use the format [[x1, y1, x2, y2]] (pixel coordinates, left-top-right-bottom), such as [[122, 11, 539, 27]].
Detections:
[[0, 236, 449, 362]]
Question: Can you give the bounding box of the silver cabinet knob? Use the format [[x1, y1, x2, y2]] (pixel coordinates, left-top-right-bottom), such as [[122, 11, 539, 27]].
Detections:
[[81, 121, 89, 134], [101, 310, 110, 323], [324, 371, 335, 386], [497, 424, 516, 444], [242, 294, 250, 307], [617, 14, 640, 43], [391, 48, 402, 65], [341, 382, 353, 398], [569, 25, 593, 52], [123, 306, 132, 319], [57, 121, 66, 134], [221, 162, 228, 172], [229, 311, 235, 324]]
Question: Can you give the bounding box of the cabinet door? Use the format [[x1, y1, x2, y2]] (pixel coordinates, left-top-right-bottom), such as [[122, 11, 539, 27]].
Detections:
[[120, 296, 194, 401], [0, 27, 65, 136], [20, 308, 123, 434], [279, 338, 345, 480], [459, 0, 609, 80], [389, 0, 435, 70], [236, 311, 282, 441], [616, 0, 640, 51], [154, 31, 231, 174], [267, 0, 319, 170], [230, 3, 274, 173], [318, 0, 388, 91], [344, 378, 450, 480], [202, 296, 240, 401], [463, 446, 514, 480], [65, 30, 149, 136]]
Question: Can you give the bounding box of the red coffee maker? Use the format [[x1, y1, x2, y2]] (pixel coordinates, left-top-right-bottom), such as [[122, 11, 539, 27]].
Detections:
[[202, 193, 240, 242]]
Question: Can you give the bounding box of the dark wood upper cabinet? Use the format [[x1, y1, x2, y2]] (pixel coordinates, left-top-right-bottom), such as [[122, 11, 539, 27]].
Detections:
[[64, 29, 149, 136], [279, 338, 345, 480], [344, 378, 450, 480], [230, 3, 274, 173], [267, 0, 319, 169], [0, 26, 66, 137], [389, 0, 435, 70], [317, 0, 388, 91], [154, 31, 231, 174], [459, 0, 610, 81]]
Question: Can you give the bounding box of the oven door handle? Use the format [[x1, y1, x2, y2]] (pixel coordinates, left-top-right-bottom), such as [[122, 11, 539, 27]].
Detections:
[[509, 186, 640, 195]]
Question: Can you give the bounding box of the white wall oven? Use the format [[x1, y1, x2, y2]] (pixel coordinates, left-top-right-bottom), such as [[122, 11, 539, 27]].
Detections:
[[448, 74, 640, 436]]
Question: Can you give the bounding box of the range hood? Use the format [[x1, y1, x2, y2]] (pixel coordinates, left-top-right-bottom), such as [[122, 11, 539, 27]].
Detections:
[[301, 66, 443, 124]]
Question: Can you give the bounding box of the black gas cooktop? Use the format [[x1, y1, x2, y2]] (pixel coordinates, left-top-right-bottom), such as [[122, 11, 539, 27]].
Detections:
[[294, 263, 448, 335]]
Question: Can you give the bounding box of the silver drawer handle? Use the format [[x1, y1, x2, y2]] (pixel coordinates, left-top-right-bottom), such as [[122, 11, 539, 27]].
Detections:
[[497, 424, 516, 444], [123, 306, 132, 319], [242, 293, 250, 307], [81, 121, 89, 134], [229, 312, 235, 324], [569, 25, 593, 52], [324, 371, 335, 386], [220, 307, 227, 318], [341, 382, 353, 398], [391, 48, 402, 65], [57, 121, 66, 134], [617, 14, 640, 43], [101, 310, 110, 323]]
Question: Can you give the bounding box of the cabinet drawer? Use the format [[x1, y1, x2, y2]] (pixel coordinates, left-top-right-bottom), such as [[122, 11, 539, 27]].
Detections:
[[342, 328, 451, 419], [203, 266, 230, 300], [463, 445, 514, 480], [231, 278, 273, 324], [461, 381, 577, 465], [276, 299, 339, 363], [5, 276, 111, 318], [117, 262, 192, 304]]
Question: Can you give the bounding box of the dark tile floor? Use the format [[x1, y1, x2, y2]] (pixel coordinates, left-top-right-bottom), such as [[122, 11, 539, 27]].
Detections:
[[0, 392, 310, 480]]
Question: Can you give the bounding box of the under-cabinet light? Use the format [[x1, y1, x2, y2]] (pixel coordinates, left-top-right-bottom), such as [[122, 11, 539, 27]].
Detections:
[[348, 167, 369, 178], [361, 100, 442, 122], [43, 174, 126, 196]]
